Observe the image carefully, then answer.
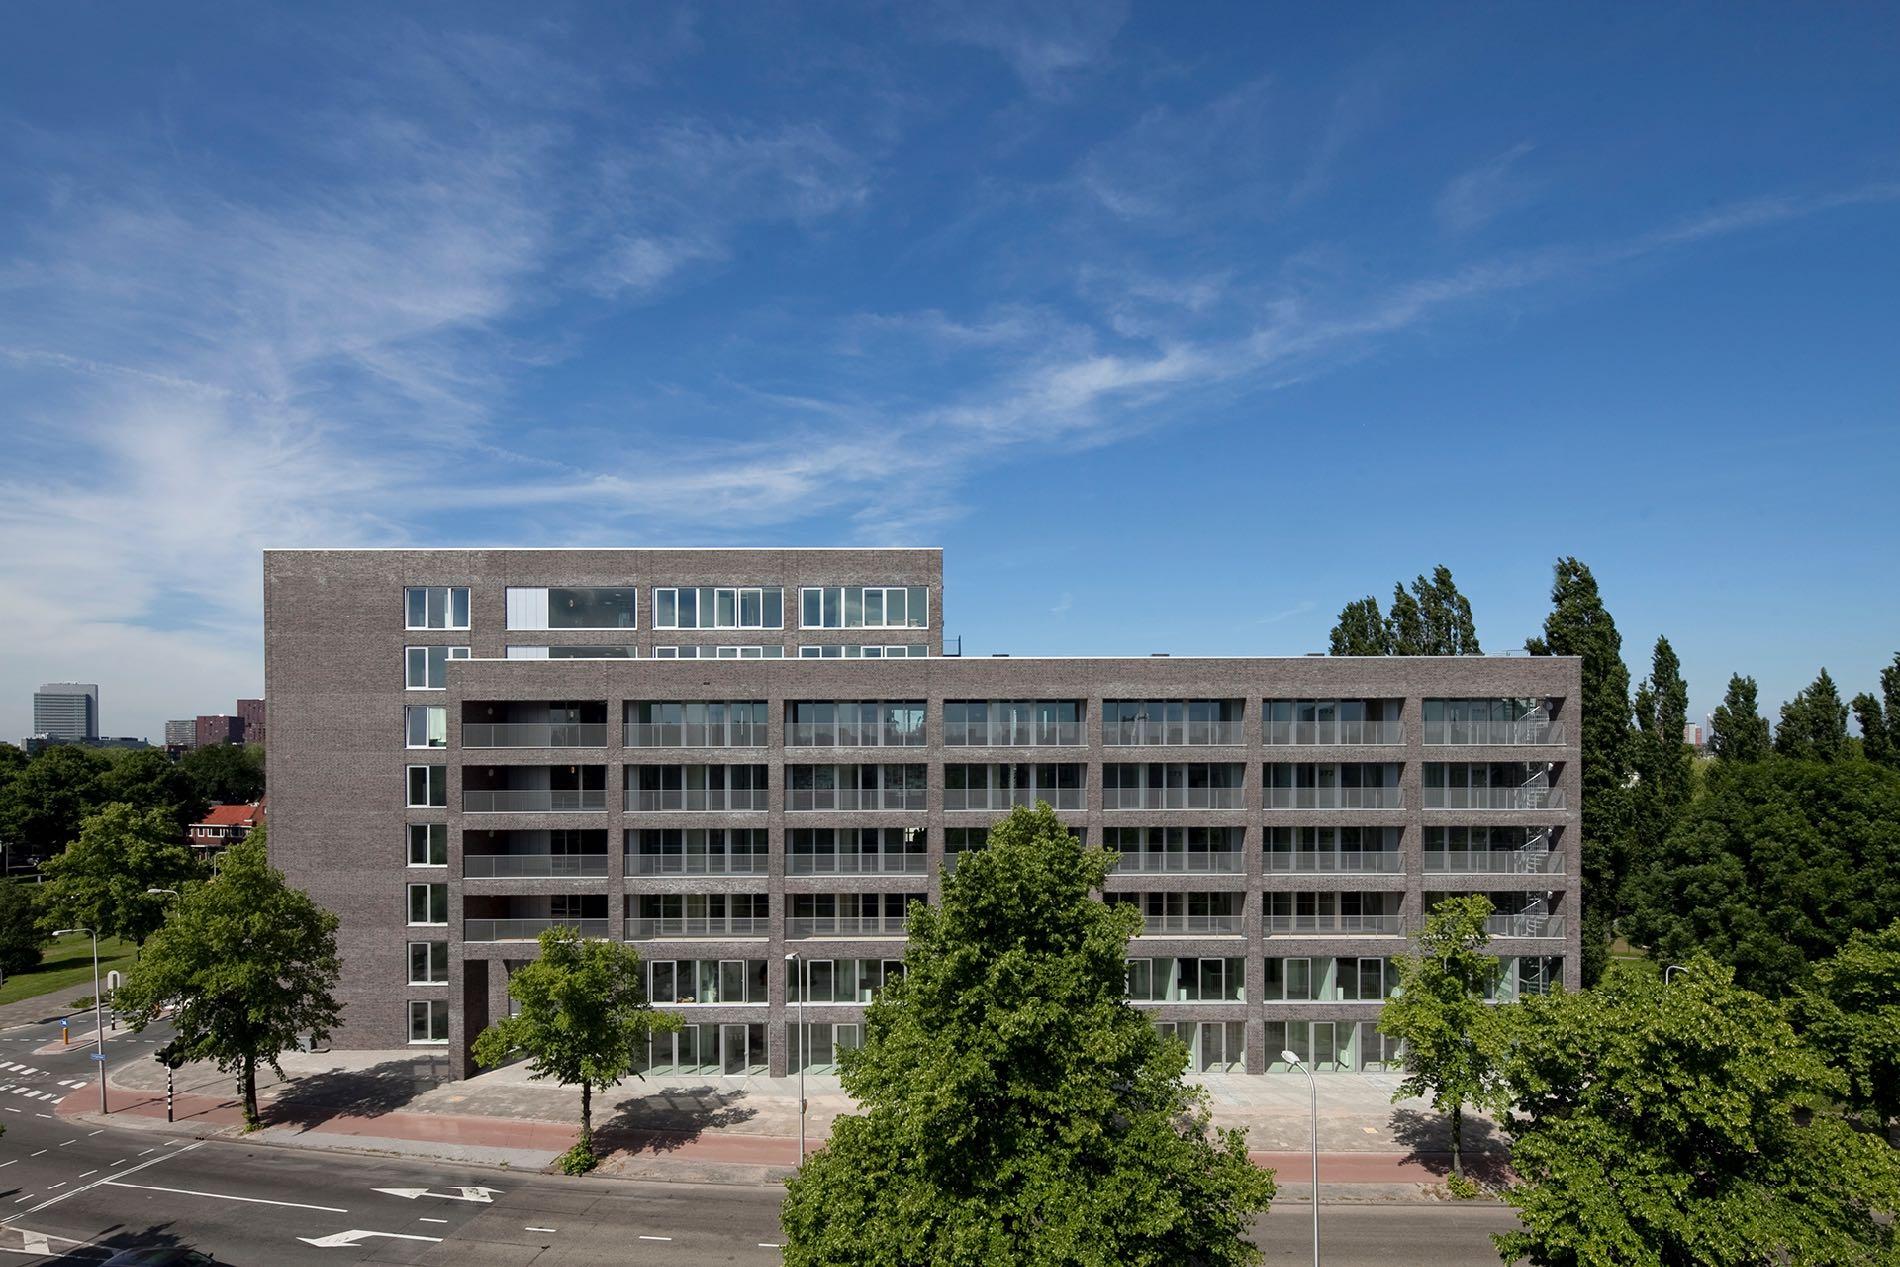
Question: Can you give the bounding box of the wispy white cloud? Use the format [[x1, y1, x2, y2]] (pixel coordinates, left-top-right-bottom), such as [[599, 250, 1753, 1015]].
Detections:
[[926, 0, 1130, 94], [1435, 142, 1538, 234], [1257, 600, 1316, 625]]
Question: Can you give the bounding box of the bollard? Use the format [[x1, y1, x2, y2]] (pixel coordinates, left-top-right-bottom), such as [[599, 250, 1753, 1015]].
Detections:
[[166, 1065, 174, 1123], [61, 1018, 69, 1046]]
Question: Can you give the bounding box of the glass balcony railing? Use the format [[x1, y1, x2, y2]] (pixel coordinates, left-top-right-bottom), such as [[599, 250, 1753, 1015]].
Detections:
[[1423, 720, 1565, 746], [629, 789, 770, 812], [1263, 788, 1403, 810], [1103, 720, 1246, 746], [462, 789, 606, 813], [943, 788, 1085, 811], [1103, 787, 1244, 810], [786, 722, 925, 748], [1265, 851, 1405, 874], [462, 723, 607, 748], [784, 788, 926, 811], [1264, 720, 1404, 746], [1423, 850, 1563, 874], [464, 917, 609, 942], [1486, 913, 1565, 938], [1109, 851, 1246, 874], [1135, 912, 1244, 936], [786, 915, 910, 938], [1266, 913, 1405, 935], [1423, 787, 1565, 810], [626, 915, 770, 939], [623, 721, 768, 748], [788, 853, 929, 875], [943, 720, 1085, 746], [626, 853, 769, 876], [463, 854, 608, 879]]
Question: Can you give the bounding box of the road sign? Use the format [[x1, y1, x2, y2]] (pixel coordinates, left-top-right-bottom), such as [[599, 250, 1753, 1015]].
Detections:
[[105, 970, 122, 992], [90, 1053, 105, 1061]]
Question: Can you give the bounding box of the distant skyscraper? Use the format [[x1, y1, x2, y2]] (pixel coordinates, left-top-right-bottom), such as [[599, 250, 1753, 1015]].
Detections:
[[1683, 723, 1705, 749], [236, 698, 266, 746], [165, 719, 198, 750], [32, 683, 98, 742]]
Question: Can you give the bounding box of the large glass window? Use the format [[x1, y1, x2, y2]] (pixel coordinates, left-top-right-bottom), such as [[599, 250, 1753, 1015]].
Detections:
[[647, 959, 769, 1005], [405, 706, 447, 749], [405, 644, 471, 689], [798, 587, 928, 629], [405, 587, 470, 630], [407, 883, 447, 925], [795, 644, 929, 659], [505, 587, 636, 630], [408, 942, 449, 984], [407, 823, 447, 867], [652, 587, 784, 630], [408, 999, 449, 1043], [406, 765, 447, 808]]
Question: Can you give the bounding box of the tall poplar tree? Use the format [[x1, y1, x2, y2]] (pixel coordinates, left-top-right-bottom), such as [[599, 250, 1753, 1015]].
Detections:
[[1327, 566, 1481, 657], [1629, 636, 1692, 878], [1849, 652, 1900, 768], [1776, 668, 1850, 761], [1329, 596, 1389, 655], [1526, 557, 1630, 986], [1709, 673, 1771, 763]]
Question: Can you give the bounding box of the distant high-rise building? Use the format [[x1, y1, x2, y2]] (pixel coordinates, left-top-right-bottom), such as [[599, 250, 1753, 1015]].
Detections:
[[236, 698, 266, 746], [195, 714, 245, 748], [1683, 723, 1705, 749], [33, 683, 98, 742], [165, 719, 198, 750]]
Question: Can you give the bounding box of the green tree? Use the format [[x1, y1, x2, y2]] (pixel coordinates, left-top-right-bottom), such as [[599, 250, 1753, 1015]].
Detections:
[[781, 804, 1274, 1267], [97, 750, 207, 835], [1628, 636, 1692, 882], [470, 926, 677, 1171], [39, 804, 202, 950], [1848, 654, 1900, 768], [1328, 596, 1389, 655], [1621, 758, 1900, 995], [178, 743, 265, 805], [1379, 894, 1504, 1177], [114, 832, 340, 1127], [0, 879, 45, 976], [0, 745, 109, 861], [1708, 673, 1771, 763], [1791, 920, 1900, 1130], [1775, 668, 1850, 761], [1411, 564, 1482, 656], [1494, 957, 1900, 1266], [1525, 557, 1630, 985]]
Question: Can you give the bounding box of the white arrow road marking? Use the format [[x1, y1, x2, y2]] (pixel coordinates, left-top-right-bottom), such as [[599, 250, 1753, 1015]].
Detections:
[[373, 1185, 501, 1203], [298, 1230, 443, 1248], [101, 1180, 347, 1213]]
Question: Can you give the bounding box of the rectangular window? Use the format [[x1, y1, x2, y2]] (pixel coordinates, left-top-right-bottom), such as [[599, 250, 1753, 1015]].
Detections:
[[406, 765, 446, 808], [405, 587, 470, 631], [405, 706, 447, 749], [408, 942, 449, 984], [507, 587, 637, 630], [407, 883, 447, 925], [407, 823, 447, 866], [653, 587, 785, 630], [405, 644, 471, 690], [408, 999, 449, 1043]]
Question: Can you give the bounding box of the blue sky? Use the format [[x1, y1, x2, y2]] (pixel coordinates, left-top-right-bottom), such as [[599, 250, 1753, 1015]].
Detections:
[[2, 2, 1896, 743]]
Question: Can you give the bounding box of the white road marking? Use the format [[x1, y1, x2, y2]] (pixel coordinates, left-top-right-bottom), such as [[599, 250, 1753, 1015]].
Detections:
[[637, 1234, 671, 1241], [1, 1109, 17, 1114], [19, 1141, 203, 1217], [373, 1186, 500, 1203], [418, 1217, 447, 1224], [526, 1226, 557, 1233], [137, 1148, 154, 1156], [101, 1180, 347, 1213], [28, 1151, 44, 1158], [760, 1243, 782, 1249], [10, 1195, 33, 1204], [57, 1141, 72, 1147], [0, 1161, 12, 1169], [33, 1115, 51, 1120], [86, 1130, 101, 1136], [75, 1171, 96, 1180], [298, 1230, 442, 1249], [110, 1159, 126, 1166]]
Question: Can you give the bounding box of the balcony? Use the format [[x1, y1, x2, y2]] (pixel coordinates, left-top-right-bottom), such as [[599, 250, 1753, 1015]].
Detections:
[[1264, 720, 1404, 746], [785, 788, 926, 812], [1103, 719, 1246, 746], [944, 720, 1085, 746], [462, 722, 608, 749], [1423, 850, 1563, 875], [788, 853, 929, 876], [1110, 851, 1246, 875], [1264, 788, 1403, 810], [786, 721, 925, 748], [624, 721, 768, 748], [943, 788, 1085, 811], [786, 915, 910, 938], [1486, 913, 1566, 938], [1136, 913, 1244, 936], [629, 789, 770, 812], [464, 917, 609, 942], [1266, 913, 1405, 936], [627, 915, 770, 939], [462, 789, 607, 813], [464, 854, 609, 879], [1424, 719, 1565, 746], [1423, 787, 1565, 810], [1104, 786, 1244, 810], [1266, 851, 1405, 874], [626, 852, 769, 876]]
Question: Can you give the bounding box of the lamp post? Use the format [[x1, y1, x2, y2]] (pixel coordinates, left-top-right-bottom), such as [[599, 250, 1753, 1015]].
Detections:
[[786, 952, 806, 1161], [1281, 1050, 1318, 1267], [1664, 964, 1686, 984], [53, 928, 107, 1114]]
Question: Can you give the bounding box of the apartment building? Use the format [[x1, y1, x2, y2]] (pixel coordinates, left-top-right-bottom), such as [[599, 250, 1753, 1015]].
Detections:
[[264, 548, 1581, 1080]]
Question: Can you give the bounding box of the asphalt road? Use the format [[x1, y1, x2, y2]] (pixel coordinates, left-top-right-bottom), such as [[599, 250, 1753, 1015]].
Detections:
[[0, 1010, 1519, 1265]]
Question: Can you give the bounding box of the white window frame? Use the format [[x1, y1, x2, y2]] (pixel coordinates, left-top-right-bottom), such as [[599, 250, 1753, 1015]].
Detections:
[[407, 823, 447, 868], [406, 765, 446, 808], [405, 706, 447, 749], [407, 882, 447, 926], [653, 587, 785, 631], [408, 941, 449, 985], [405, 587, 471, 631], [405, 644, 471, 690], [408, 999, 449, 1044], [799, 587, 929, 630]]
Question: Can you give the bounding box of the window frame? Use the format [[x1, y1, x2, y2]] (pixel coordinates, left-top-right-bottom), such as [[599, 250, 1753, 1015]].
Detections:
[[407, 882, 447, 926], [404, 587, 471, 631], [405, 644, 471, 690], [404, 705, 448, 749], [406, 765, 447, 809], [407, 823, 447, 867], [408, 998, 450, 1043], [408, 941, 450, 985]]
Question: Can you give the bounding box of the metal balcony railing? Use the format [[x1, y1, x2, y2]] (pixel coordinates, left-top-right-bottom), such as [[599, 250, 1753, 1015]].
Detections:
[[943, 720, 1085, 747], [1423, 720, 1565, 746], [1265, 851, 1405, 874], [462, 789, 607, 813], [1486, 913, 1565, 938], [1264, 720, 1405, 746], [786, 915, 910, 938], [943, 788, 1085, 811], [463, 854, 609, 879], [1423, 787, 1564, 810], [1266, 913, 1405, 935], [784, 788, 926, 811], [1422, 849, 1563, 874], [626, 915, 770, 938], [1135, 913, 1244, 935], [1109, 851, 1245, 874], [626, 853, 769, 876], [464, 917, 608, 942], [623, 722, 768, 748], [788, 853, 929, 875], [785, 722, 925, 748], [629, 789, 770, 812], [1263, 788, 1403, 810], [1103, 720, 1246, 746], [461, 723, 607, 748], [1103, 787, 1244, 811]]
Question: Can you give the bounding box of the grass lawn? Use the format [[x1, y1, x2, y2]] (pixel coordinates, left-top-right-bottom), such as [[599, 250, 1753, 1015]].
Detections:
[[0, 934, 138, 1008], [1609, 936, 1649, 962]]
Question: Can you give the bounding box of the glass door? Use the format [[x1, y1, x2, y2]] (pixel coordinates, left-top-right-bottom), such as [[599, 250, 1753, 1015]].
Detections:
[[720, 1024, 749, 1076]]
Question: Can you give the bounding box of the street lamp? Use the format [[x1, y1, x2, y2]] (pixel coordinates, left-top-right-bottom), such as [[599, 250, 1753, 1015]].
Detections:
[[52, 928, 107, 1114], [1281, 1050, 1318, 1267], [785, 953, 806, 1161], [146, 888, 179, 898], [1664, 964, 1686, 984]]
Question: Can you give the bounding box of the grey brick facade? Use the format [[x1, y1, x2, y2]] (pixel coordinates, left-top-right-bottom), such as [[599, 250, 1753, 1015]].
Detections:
[[264, 548, 1581, 1080]]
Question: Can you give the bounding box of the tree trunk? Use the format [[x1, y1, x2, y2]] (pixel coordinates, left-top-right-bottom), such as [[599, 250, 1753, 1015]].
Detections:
[[241, 1053, 259, 1129], [1449, 1102, 1463, 1176], [580, 1081, 592, 1151]]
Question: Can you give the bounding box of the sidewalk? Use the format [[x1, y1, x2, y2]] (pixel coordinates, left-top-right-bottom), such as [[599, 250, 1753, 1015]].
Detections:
[[72, 1049, 1511, 1196]]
